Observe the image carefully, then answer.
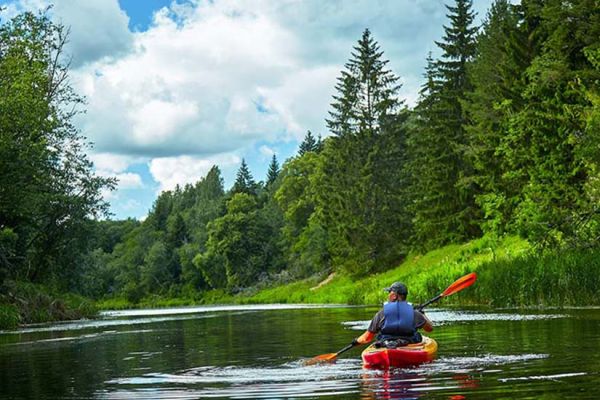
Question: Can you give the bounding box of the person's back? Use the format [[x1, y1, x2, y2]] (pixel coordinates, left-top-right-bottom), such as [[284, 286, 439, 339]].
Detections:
[[379, 300, 416, 340], [352, 281, 433, 347]]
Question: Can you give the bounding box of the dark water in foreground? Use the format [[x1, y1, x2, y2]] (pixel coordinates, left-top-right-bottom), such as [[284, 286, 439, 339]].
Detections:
[[1, 304, 600, 399]]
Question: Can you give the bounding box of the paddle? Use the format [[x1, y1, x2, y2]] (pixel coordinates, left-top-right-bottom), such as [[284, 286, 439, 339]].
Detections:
[[304, 272, 477, 366], [416, 272, 477, 311], [303, 342, 355, 366]]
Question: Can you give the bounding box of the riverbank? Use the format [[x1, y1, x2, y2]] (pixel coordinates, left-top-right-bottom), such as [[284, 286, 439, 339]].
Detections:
[[0, 281, 97, 330], [5, 234, 600, 330], [97, 235, 600, 311]]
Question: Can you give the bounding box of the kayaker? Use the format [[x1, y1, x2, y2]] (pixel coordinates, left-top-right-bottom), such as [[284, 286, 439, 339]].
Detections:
[[352, 282, 433, 348]]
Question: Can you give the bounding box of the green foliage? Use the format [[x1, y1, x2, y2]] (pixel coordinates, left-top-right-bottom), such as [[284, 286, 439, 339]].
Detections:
[[464, 0, 527, 235], [6, 3, 600, 315], [194, 193, 282, 291], [0, 11, 114, 291], [0, 303, 20, 329], [319, 29, 409, 275], [275, 152, 330, 277], [232, 159, 259, 196], [298, 130, 322, 155], [243, 235, 530, 306], [407, 0, 480, 250], [266, 154, 280, 188], [0, 281, 97, 328]]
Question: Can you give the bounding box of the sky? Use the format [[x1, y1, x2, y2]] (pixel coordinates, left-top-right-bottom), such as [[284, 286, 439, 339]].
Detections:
[[0, 0, 495, 220]]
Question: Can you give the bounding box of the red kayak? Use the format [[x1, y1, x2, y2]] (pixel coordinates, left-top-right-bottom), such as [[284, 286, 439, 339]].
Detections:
[[361, 336, 438, 369]]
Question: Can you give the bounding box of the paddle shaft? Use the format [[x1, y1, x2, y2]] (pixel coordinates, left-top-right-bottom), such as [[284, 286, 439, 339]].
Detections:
[[416, 294, 442, 312], [416, 272, 477, 312], [335, 343, 355, 357]]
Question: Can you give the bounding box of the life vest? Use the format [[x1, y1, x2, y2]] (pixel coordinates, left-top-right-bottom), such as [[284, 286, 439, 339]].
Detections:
[[379, 301, 416, 340]]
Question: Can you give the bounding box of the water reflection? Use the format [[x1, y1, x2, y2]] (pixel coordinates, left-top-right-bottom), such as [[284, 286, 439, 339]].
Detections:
[[1, 306, 599, 399], [361, 370, 427, 399]]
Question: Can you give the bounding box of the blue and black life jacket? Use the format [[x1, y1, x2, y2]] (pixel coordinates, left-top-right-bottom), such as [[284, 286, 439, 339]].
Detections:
[[379, 301, 416, 340]]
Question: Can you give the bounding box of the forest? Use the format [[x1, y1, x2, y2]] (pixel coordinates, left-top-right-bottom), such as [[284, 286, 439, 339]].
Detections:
[[1, 0, 599, 326]]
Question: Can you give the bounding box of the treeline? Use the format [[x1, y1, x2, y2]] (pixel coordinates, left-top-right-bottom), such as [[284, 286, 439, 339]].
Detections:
[[2, 1, 600, 306], [87, 0, 600, 303]]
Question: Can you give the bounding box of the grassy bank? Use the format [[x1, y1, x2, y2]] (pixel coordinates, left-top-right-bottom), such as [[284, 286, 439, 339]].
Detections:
[[243, 235, 531, 306], [243, 235, 600, 308], [0, 281, 97, 330], [95, 235, 600, 312]]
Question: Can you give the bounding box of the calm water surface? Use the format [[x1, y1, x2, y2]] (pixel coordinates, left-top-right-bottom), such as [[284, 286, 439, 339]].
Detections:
[[1, 304, 599, 399]]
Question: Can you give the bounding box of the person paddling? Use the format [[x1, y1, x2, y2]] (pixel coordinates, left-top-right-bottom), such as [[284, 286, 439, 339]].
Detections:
[[352, 282, 433, 348]]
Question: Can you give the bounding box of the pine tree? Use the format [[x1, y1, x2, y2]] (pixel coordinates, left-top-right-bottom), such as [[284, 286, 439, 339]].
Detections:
[[463, 0, 528, 235], [327, 29, 402, 138], [406, 0, 479, 250], [499, 0, 600, 245], [318, 29, 406, 274], [298, 131, 318, 155], [266, 154, 280, 187], [232, 159, 257, 195]]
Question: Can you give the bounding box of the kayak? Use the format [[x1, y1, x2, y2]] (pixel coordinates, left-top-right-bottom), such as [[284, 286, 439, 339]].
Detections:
[[361, 336, 438, 369]]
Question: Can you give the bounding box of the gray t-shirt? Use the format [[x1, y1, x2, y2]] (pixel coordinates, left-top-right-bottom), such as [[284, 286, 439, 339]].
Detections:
[[367, 305, 428, 333]]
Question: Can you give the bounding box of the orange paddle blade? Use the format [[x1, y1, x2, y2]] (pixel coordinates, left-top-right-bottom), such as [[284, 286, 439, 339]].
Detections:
[[304, 353, 338, 366], [442, 272, 477, 297]]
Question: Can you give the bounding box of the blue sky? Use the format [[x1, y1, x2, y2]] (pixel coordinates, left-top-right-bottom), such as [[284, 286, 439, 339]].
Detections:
[[1, 0, 495, 220]]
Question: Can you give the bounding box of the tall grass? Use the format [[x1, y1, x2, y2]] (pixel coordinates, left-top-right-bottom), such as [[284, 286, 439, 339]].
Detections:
[[463, 247, 600, 307]]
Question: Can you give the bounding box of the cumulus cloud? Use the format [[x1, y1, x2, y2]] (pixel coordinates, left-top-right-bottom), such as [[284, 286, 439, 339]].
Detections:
[[51, 0, 133, 67], [0, 0, 132, 67], [90, 153, 138, 173], [149, 153, 241, 192], [3, 0, 495, 218], [114, 173, 143, 189], [69, 0, 497, 161], [90, 153, 144, 194]]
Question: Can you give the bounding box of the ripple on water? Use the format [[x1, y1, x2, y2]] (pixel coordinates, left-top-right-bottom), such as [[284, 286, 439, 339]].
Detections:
[[99, 352, 552, 399]]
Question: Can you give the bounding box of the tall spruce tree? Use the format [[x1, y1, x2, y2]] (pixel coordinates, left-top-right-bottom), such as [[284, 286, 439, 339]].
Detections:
[[231, 159, 257, 195], [463, 0, 530, 235], [266, 154, 280, 188], [298, 131, 318, 155], [407, 0, 479, 250], [318, 29, 407, 275], [500, 0, 600, 245]]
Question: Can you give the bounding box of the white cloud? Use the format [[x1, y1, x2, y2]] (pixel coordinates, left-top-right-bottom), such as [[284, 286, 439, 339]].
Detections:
[[100, 187, 117, 201], [72, 0, 303, 158], [259, 145, 275, 158], [123, 199, 142, 211], [90, 153, 137, 173], [0, 0, 132, 67], [51, 0, 132, 67], [149, 153, 241, 192], [115, 173, 143, 189], [90, 153, 143, 193], [3, 0, 496, 218]]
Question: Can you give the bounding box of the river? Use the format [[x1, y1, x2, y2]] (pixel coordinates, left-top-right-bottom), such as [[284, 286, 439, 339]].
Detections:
[[1, 304, 599, 399]]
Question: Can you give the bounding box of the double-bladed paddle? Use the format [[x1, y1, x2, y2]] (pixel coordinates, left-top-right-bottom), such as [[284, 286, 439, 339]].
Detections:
[[304, 272, 477, 366]]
